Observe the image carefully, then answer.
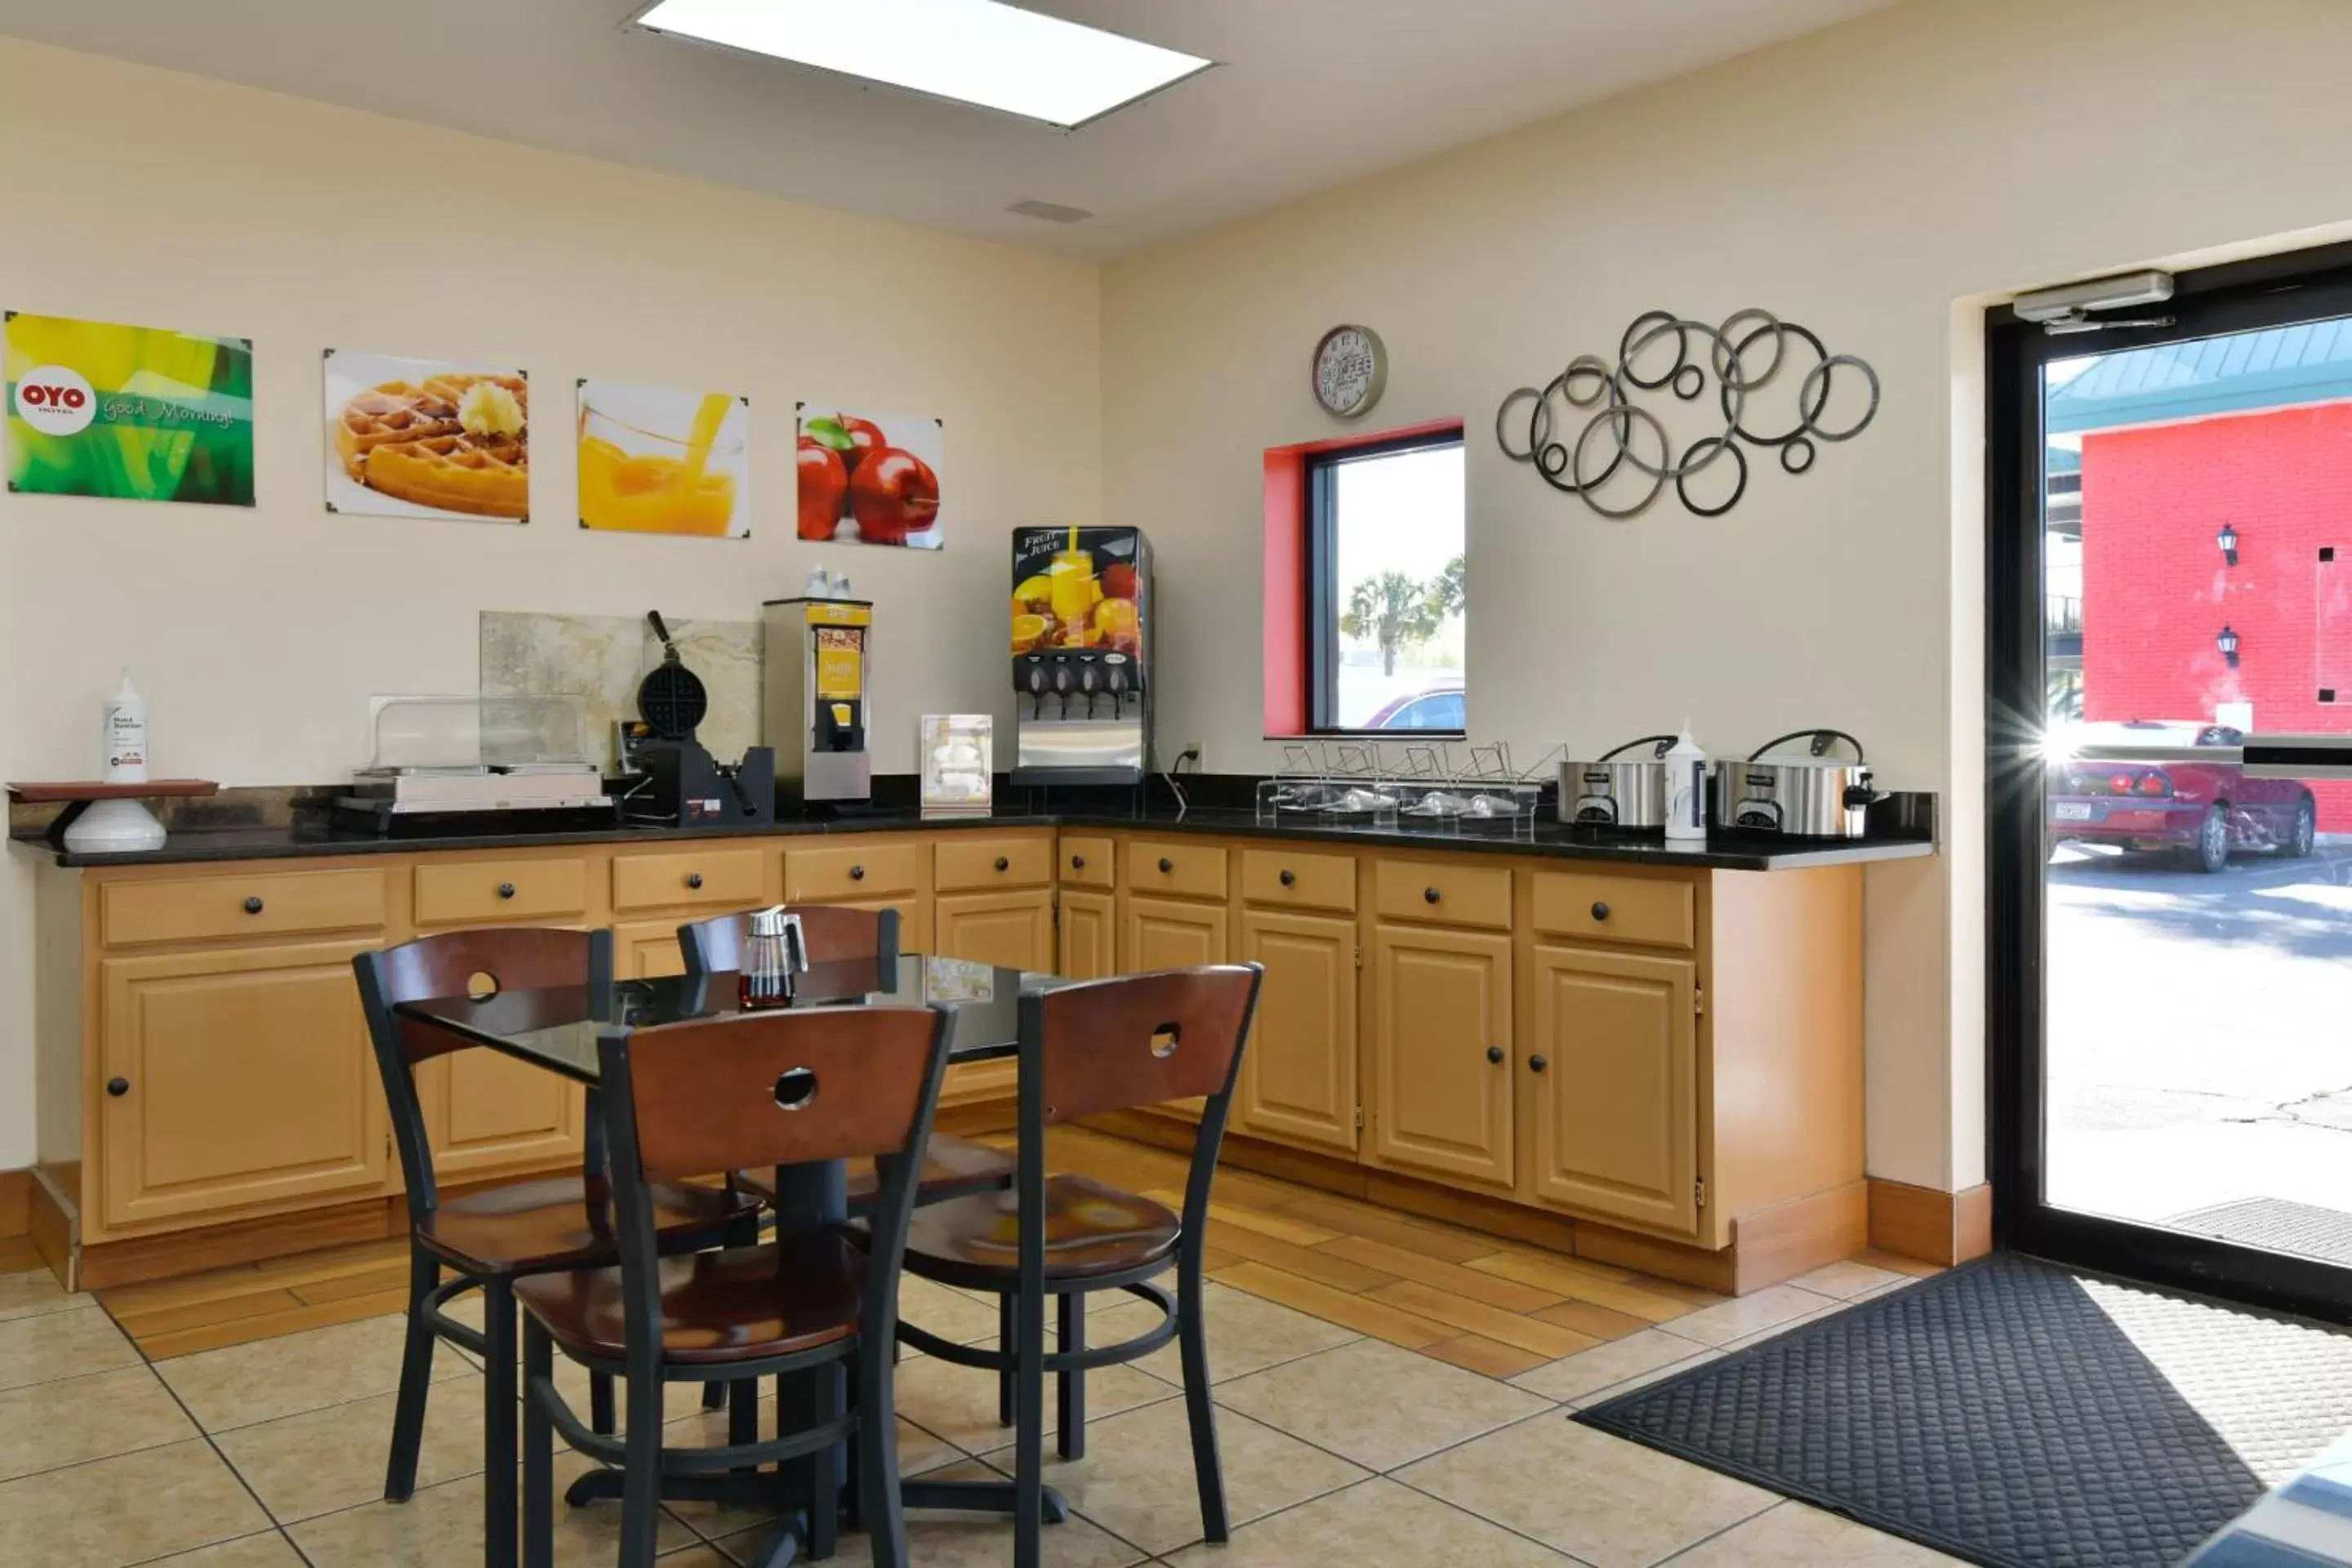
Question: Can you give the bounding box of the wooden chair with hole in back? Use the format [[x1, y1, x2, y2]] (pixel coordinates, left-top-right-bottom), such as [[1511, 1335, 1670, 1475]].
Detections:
[[893, 964, 1264, 1568], [677, 905, 1019, 1213], [515, 1002, 955, 1568], [352, 929, 762, 1568]]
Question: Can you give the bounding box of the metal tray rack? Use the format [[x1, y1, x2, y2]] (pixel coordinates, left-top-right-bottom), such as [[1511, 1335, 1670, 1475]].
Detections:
[[1256, 740, 1557, 836]]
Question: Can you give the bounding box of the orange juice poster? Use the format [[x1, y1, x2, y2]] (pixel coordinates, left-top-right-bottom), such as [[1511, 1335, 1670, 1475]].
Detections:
[[1011, 526, 1143, 657], [325, 350, 528, 521], [577, 380, 750, 538], [796, 403, 942, 549]]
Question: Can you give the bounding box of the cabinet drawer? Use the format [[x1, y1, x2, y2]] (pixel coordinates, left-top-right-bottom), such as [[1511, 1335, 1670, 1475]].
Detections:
[[610, 847, 768, 915], [101, 868, 390, 947], [1060, 835, 1115, 889], [1129, 839, 1227, 901], [786, 843, 922, 902], [1530, 871, 1695, 951], [1241, 848, 1356, 913], [1374, 859, 1512, 930], [936, 835, 1053, 892], [414, 858, 590, 926]]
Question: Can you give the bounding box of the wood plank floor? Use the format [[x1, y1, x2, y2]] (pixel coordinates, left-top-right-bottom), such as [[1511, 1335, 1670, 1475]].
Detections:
[[96, 1127, 1939, 1374]]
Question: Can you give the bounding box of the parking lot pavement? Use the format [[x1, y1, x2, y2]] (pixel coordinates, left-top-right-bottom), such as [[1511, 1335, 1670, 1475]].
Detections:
[[2045, 838, 2352, 1228]]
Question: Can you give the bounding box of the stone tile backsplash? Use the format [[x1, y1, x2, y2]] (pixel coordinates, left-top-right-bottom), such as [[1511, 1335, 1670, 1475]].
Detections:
[[479, 611, 761, 770]]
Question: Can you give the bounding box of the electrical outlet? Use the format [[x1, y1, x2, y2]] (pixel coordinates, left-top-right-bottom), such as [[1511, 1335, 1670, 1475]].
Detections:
[[1177, 740, 1205, 772]]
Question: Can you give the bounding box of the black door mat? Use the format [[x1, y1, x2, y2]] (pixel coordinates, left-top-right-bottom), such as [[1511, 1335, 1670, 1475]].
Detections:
[[2166, 1197, 2352, 1268], [1575, 1253, 2352, 1568]]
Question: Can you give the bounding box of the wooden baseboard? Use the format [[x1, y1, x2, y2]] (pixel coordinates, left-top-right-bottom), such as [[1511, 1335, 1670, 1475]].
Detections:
[[75, 1195, 402, 1292], [1725, 1179, 1869, 1294], [1076, 1107, 1863, 1296], [936, 1099, 1017, 1138], [0, 1169, 28, 1239], [1868, 1177, 1993, 1266], [30, 1168, 74, 1289]]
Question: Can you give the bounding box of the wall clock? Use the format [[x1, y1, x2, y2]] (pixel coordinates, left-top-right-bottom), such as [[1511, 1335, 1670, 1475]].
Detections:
[[1312, 324, 1388, 419]]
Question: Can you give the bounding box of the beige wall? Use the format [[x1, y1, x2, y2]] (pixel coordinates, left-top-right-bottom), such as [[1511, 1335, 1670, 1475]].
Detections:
[[1102, 0, 2352, 1189], [0, 38, 1102, 1168]]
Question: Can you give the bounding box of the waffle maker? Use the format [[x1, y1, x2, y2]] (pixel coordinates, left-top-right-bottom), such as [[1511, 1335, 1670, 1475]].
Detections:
[[622, 611, 774, 828]]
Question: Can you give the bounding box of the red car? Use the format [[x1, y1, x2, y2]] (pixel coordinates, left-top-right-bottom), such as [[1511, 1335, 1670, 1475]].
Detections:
[[2047, 720, 2316, 872]]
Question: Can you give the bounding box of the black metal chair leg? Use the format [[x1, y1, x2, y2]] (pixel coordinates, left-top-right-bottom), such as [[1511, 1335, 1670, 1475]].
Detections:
[[840, 1364, 865, 1535], [701, 1379, 727, 1412], [483, 1278, 520, 1568], [384, 1243, 439, 1502], [592, 1371, 617, 1433], [620, 1366, 664, 1568], [730, 1364, 760, 1477], [1056, 1292, 1086, 1461], [522, 1320, 554, 1568], [997, 1294, 1016, 1428], [808, 1366, 840, 1560], [1177, 1260, 1227, 1543], [1014, 1285, 1047, 1568], [862, 1340, 906, 1568]]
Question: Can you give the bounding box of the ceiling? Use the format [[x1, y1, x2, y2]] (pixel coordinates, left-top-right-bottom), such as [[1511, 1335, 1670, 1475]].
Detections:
[[0, 0, 1895, 259]]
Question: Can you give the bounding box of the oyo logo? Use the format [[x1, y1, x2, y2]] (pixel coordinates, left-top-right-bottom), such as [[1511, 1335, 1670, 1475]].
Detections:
[[14, 365, 96, 436]]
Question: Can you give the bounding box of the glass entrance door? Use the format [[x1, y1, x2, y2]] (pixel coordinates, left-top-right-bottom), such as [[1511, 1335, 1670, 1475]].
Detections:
[[1991, 256, 2352, 1321]]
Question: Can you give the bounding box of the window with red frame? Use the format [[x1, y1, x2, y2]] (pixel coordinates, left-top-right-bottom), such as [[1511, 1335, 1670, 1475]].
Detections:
[[1264, 422, 1467, 735]]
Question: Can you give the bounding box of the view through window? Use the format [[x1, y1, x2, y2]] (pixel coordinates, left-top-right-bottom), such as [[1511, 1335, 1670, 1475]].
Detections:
[[1312, 435, 1467, 731], [2041, 318, 2352, 1269]]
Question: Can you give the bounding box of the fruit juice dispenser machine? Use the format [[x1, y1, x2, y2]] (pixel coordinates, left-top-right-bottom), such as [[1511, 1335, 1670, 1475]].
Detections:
[[762, 597, 874, 808], [1011, 525, 1152, 784]]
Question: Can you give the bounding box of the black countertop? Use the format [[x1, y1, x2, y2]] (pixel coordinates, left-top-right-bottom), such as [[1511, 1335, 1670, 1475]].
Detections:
[[17, 805, 1935, 873]]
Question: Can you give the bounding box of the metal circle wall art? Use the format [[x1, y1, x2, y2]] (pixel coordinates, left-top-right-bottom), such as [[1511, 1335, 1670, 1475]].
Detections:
[[1495, 309, 1878, 519]]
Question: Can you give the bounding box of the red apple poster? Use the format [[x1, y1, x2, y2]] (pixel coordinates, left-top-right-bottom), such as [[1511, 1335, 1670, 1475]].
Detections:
[[795, 404, 943, 550]]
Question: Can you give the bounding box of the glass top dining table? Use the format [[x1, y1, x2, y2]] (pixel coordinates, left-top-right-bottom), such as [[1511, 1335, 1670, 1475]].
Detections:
[[394, 951, 1057, 1081]]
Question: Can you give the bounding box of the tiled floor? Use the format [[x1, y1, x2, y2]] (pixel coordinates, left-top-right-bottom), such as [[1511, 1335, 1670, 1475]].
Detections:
[[0, 1133, 1959, 1565]]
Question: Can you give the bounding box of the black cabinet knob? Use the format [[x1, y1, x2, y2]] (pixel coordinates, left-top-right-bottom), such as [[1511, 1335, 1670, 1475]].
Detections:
[[1486, 1045, 1505, 1064], [1423, 886, 1441, 904], [994, 857, 1010, 872], [1590, 901, 1610, 921], [497, 882, 516, 900], [243, 896, 264, 915], [1158, 858, 1174, 874], [686, 872, 703, 889], [1279, 869, 1297, 887], [1530, 1054, 1549, 1073], [850, 865, 866, 881], [1071, 854, 1085, 871], [107, 1076, 130, 1097]]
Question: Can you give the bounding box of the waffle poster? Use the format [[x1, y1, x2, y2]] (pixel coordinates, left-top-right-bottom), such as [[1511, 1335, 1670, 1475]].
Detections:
[[796, 404, 943, 549], [577, 380, 751, 537], [5, 312, 254, 506], [324, 350, 529, 522]]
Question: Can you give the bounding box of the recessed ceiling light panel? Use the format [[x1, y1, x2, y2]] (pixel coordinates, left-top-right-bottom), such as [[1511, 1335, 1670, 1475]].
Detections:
[[630, 0, 1214, 129]]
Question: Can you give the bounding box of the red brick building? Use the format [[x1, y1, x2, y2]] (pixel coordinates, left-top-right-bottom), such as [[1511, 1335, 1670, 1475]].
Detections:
[[2051, 327, 2352, 828]]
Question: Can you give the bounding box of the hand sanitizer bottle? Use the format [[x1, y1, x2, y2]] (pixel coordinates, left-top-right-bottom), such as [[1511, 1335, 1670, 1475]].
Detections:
[[1663, 722, 1707, 842], [104, 670, 149, 783]]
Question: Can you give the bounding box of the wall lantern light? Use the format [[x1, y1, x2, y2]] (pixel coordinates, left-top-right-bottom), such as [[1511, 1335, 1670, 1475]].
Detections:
[[2217, 624, 2241, 667], [2217, 522, 2240, 567]]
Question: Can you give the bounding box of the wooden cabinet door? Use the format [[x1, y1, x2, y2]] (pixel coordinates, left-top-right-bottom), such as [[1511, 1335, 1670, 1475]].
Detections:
[[1120, 896, 1231, 1123], [1366, 924, 1513, 1190], [1234, 909, 1358, 1155], [615, 918, 688, 980], [420, 1045, 585, 1183], [1120, 894, 1228, 973], [934, 889, 1053, 971], [1058, 889, 1116, 982], [1522, 944, 1699, 1236], [98, 941, 392, 1230]]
